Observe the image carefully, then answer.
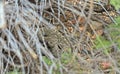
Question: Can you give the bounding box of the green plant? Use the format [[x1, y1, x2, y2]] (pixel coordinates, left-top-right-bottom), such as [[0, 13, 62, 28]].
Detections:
[[61, 48, 72, 64], [7, 69, 22, 74], [93, 16, 120, 54], [43, 56, 52, 65], [93, 36, 111, 54], [110, 0, 120, 10]]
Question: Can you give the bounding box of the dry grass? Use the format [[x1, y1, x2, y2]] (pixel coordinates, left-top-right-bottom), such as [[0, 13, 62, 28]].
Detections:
[[0, 0, 120, 74]]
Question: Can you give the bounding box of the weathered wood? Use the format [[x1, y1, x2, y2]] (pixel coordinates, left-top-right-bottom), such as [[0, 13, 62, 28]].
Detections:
[[0, 0, 6, 29]]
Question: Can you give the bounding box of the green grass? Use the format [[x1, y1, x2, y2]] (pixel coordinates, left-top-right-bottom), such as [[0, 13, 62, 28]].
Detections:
[[93, 16, 120, 54], [61, 48, 73, 64], [110, 0, 120, 10], [94, 36, 111, 49], [43, 56, 52, 66], [7, 69, 22, 74]]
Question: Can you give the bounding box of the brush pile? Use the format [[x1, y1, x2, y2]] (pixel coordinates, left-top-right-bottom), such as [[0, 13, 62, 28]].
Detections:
[[0, 0, 120, 74]]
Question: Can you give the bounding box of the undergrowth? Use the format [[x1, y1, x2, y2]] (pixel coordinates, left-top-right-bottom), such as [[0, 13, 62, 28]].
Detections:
[[94, 16, 120, 52], [2, 0, 120, 74], [110, 0, 120, 11]]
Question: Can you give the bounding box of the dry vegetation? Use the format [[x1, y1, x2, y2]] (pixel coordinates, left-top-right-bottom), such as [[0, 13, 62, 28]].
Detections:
[[0, 0, 120, 74]]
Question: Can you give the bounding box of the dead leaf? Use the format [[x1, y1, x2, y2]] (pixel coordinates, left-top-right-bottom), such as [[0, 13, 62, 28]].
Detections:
[[100, 62, 111, 69], [78, 16, 86, 25]]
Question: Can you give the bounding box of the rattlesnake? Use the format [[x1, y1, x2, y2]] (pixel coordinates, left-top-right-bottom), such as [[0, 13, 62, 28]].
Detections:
[[38, 27, 70, 57]]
